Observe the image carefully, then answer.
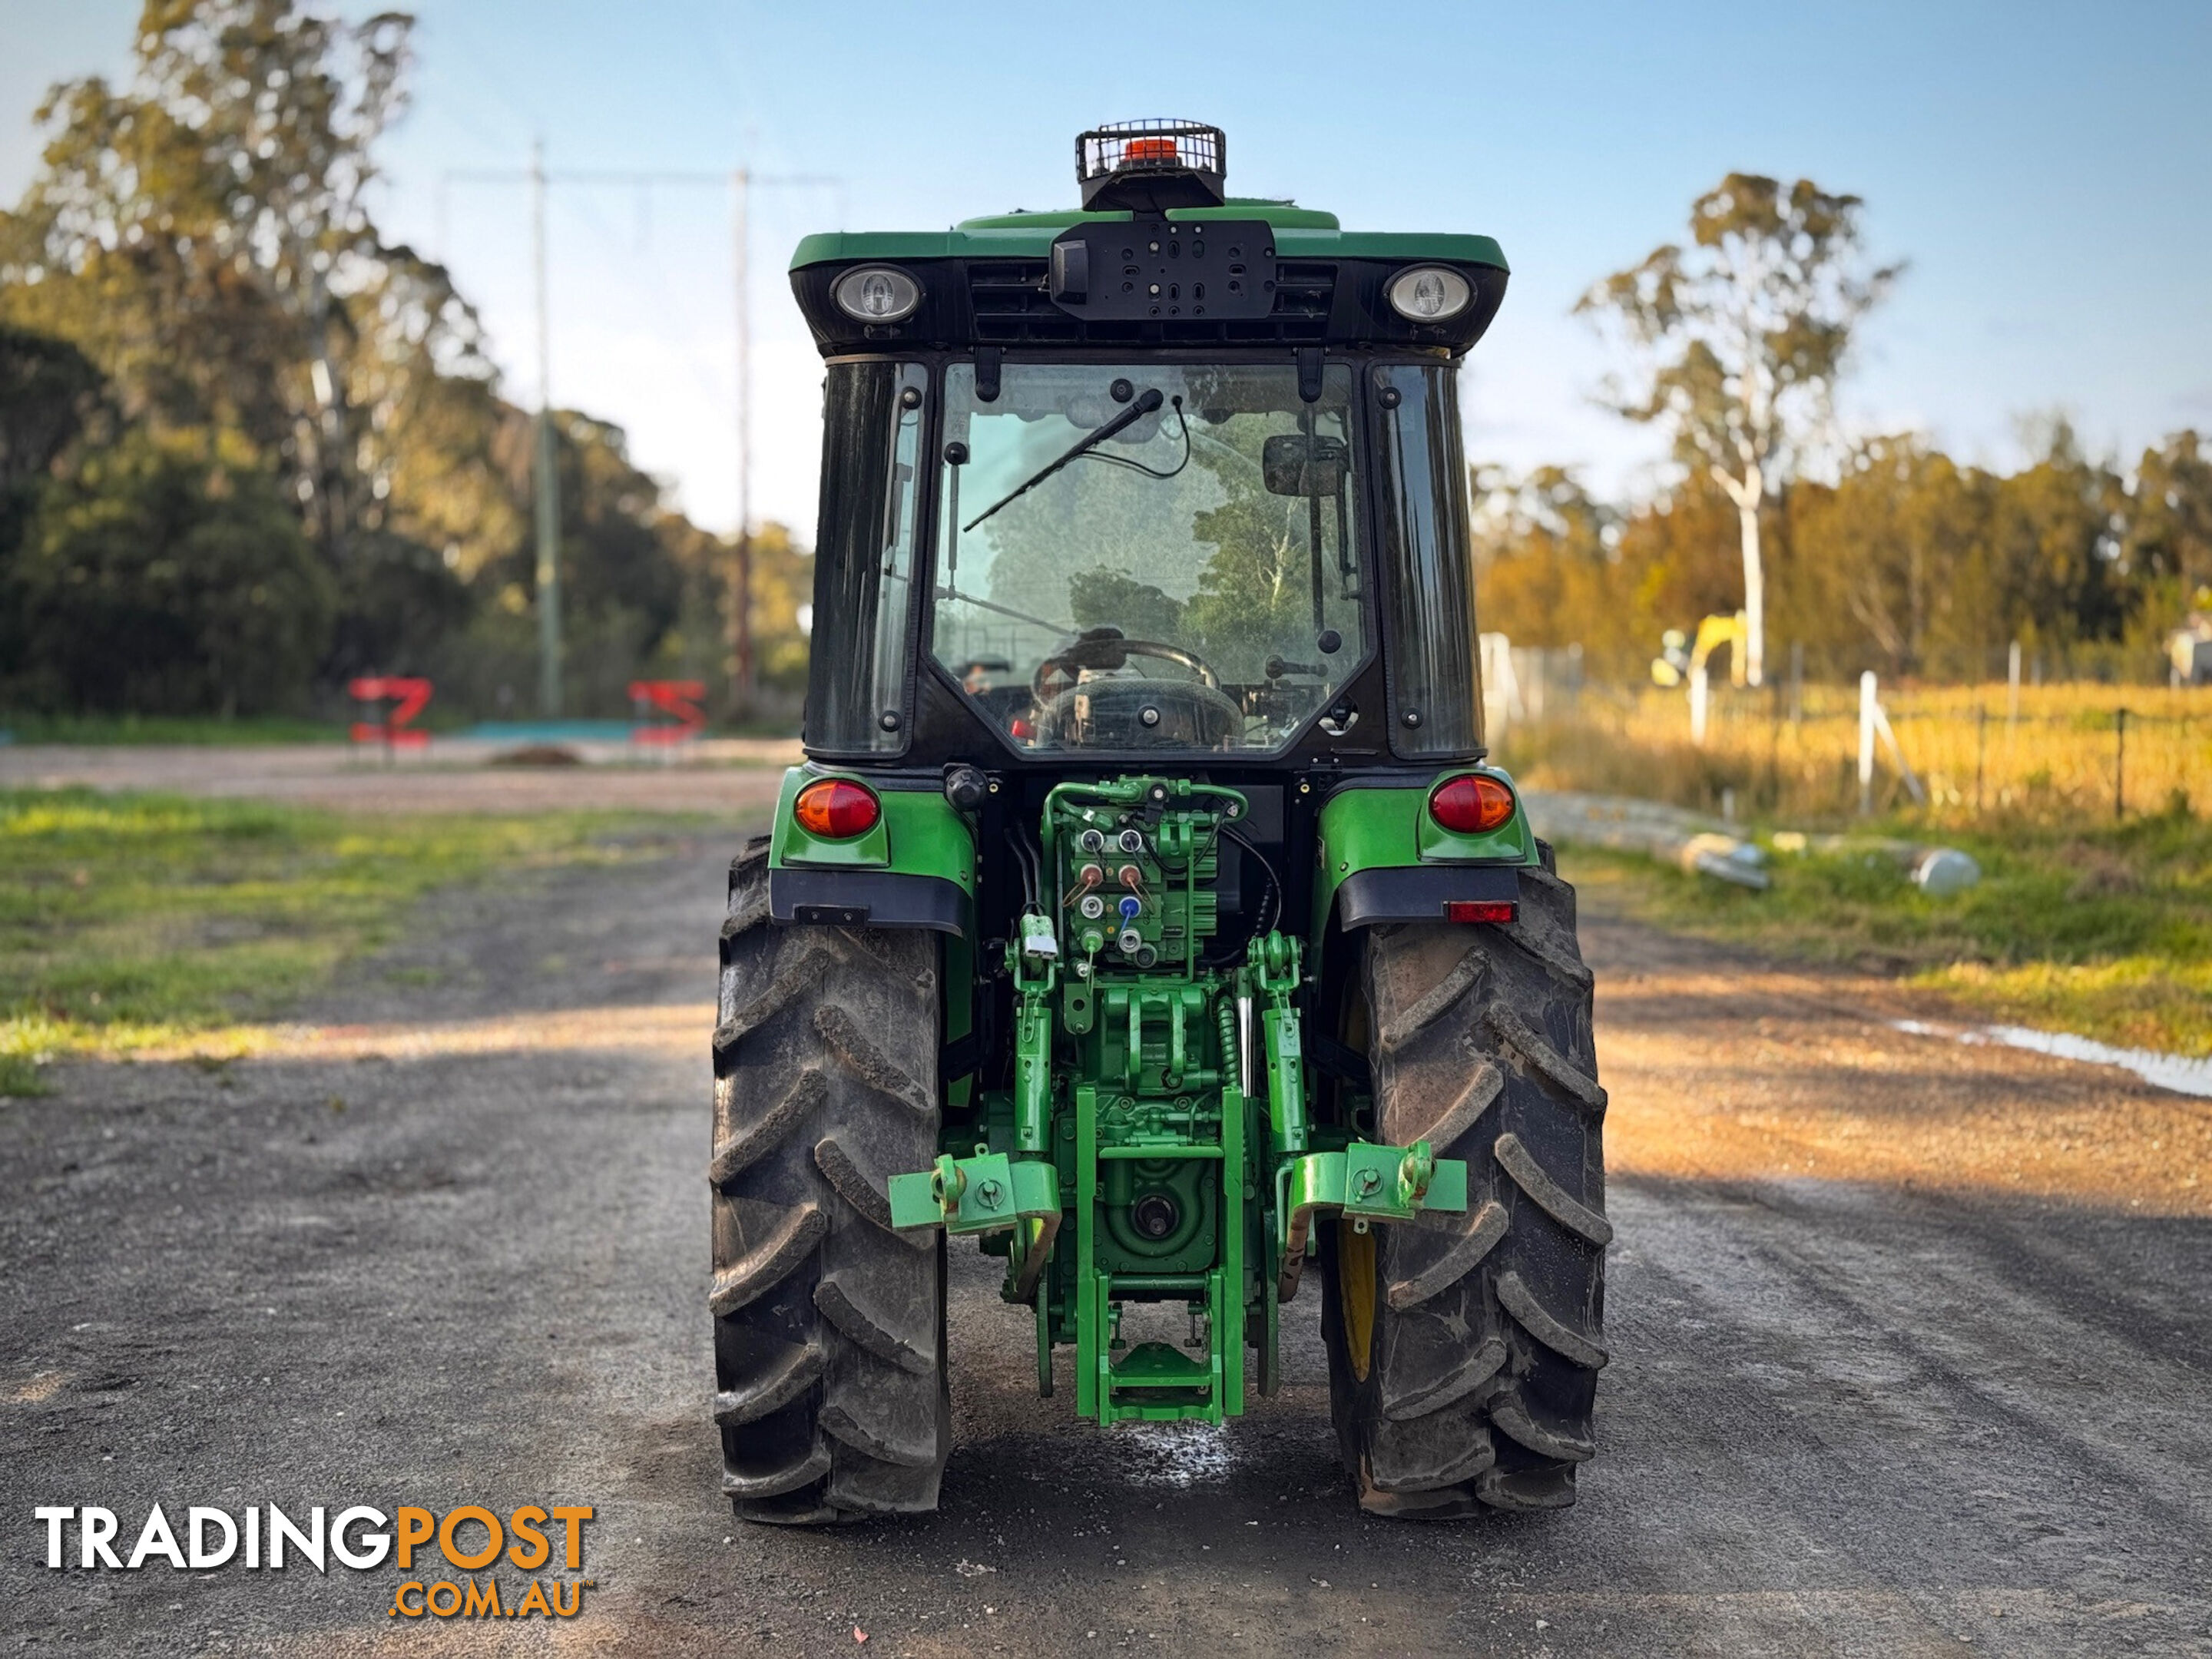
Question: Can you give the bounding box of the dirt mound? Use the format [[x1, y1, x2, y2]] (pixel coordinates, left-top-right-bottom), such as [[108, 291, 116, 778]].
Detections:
[[488, 743, 585, 767]]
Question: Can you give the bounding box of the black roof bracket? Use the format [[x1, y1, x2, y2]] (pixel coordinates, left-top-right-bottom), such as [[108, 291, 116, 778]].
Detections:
[[1296, 346, 1324, 403], [1046, 219, 1276, 324]]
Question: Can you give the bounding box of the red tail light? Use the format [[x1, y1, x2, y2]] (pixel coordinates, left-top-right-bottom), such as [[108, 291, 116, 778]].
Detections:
[[793, 777, 880, 839], [1428, 773, 1515, 835], [1446, 900, 1517, 925]]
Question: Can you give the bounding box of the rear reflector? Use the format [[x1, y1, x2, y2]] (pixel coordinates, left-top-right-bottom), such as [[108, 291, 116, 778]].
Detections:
[[1445, 900, 1516, 925]]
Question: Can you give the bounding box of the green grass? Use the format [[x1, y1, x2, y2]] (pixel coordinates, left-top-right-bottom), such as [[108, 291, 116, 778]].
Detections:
[[0, 712, 350, 745], [1558, 805, 2212, 1057], [0, 787, 677, 1091]]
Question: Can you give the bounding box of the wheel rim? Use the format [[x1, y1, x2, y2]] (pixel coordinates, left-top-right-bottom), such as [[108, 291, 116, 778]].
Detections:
[[1337, 1220, 1377, 1382]]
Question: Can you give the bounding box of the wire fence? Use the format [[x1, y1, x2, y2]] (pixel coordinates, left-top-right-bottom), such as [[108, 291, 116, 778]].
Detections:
[[1485, 661, 2210, 825]]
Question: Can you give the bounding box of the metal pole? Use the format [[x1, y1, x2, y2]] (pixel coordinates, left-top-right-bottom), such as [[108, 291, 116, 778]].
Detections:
[[444, 159, 836, 727], [2007, 639, 2021, 725], [1767, 674, 1782, 810], [531, 138, 562, 718], [730, 166, 754, 720], [1975, 705, 1986, 816], [2114, 707, 2128, 820]]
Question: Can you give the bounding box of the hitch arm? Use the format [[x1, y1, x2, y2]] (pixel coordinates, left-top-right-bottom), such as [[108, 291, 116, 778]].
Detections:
[[1273, 1141, 1468, 1303], [889, 1151, 1064, 1306]]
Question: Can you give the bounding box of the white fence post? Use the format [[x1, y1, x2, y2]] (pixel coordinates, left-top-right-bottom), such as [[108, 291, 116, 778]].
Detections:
[[1690, 663, 1710, 746], [1857, 670, 1927, 815], [1859, 671, 1877, 815]]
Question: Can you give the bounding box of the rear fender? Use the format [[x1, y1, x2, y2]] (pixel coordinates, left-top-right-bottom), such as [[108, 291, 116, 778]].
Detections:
[[1312, 767, 1537, 936], [767, 765, 976, 934]]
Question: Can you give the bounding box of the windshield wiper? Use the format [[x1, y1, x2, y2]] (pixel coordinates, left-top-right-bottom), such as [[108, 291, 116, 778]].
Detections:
[[962, 387, 1164, 532], [932, 583, 1075, 637]]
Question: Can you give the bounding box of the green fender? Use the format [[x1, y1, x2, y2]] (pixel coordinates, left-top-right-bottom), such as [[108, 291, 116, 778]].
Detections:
[[1311, 765, 1538, 939], [768, 764, 975, 889]]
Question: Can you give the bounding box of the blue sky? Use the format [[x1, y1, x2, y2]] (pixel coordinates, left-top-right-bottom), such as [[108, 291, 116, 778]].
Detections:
[[4, 0, 2209, 537]]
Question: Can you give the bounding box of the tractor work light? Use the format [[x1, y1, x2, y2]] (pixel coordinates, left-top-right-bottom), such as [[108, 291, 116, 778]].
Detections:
[[1428, 773, 1516, 835], [793, 777, 882, 839], [832, 265, 922, 323], [1385, 264, 1473, 323]]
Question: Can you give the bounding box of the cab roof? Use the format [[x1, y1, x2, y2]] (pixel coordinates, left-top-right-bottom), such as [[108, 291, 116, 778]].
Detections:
[[786, 195, 1509, 358], [790, 200, 1508, 275]]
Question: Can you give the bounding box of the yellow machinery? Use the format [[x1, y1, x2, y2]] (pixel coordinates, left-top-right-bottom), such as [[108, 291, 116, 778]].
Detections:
[[1651, 612, 1749, 690]]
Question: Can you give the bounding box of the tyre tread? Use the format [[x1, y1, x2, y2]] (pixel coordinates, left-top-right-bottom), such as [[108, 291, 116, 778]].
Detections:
[[710, 854, 948, 1525], [1323, 861, 1608, 1518], [1493, 1131, 1614, 1246]]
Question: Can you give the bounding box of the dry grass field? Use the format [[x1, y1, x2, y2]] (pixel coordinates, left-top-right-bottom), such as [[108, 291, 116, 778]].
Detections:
[[1497, 680, 2209, 824], [1497, 680, 2210, 1057]]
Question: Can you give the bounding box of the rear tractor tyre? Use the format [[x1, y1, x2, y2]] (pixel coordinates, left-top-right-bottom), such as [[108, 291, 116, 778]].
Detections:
[[1322, 843, 1609, 1516], [710, 836, 949, 1524]]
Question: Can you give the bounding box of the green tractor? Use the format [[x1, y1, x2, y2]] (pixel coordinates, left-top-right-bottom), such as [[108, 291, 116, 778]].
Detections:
[[710, 121, 1607, 1524]]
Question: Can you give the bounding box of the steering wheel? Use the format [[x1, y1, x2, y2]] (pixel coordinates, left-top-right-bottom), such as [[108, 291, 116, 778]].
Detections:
[[1031, 674, 1246, 750], [1031, 626, 1221, 704]]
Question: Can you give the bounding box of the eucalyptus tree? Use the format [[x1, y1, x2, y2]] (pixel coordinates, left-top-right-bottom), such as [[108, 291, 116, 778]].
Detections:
[[1, 0, 428, 560], [1578, 174, 1899, 685]]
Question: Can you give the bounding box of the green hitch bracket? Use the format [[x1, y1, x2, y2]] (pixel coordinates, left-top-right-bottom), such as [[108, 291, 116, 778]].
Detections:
[[890, 1151, 1061, 1240], [890, 1149, 1063, 1306], [1272, 1139, 1468, 1303]]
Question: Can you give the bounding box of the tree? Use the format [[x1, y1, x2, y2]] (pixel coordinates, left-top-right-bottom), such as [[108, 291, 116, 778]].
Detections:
[[2, 0, 418, 557], [742, 522, 813, 701], [1983, 420, 2127, 657], [11, 431, 333, 713], [0, 325, 104, 498], [1468, 464, 1621, 651], [2123, 430, 2212, 637], [1, 1, 756, 721], [1578, 174, 1899, 684]]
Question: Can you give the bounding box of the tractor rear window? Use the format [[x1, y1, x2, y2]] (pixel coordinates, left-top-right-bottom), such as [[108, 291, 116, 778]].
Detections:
[[932, 361, 1367, 754], [805, 361, 926, 754]]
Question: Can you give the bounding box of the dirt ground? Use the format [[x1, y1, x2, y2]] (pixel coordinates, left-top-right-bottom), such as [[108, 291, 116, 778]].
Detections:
[[2, 823, 2209, 1655]]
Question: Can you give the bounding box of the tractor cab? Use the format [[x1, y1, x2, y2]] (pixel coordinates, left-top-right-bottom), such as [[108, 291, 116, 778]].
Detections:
[[790, 119, 1508, 772]]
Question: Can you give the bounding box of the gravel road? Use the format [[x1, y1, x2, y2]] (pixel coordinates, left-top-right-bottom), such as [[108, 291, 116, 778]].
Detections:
[[3, 841, 2208, 1656]]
